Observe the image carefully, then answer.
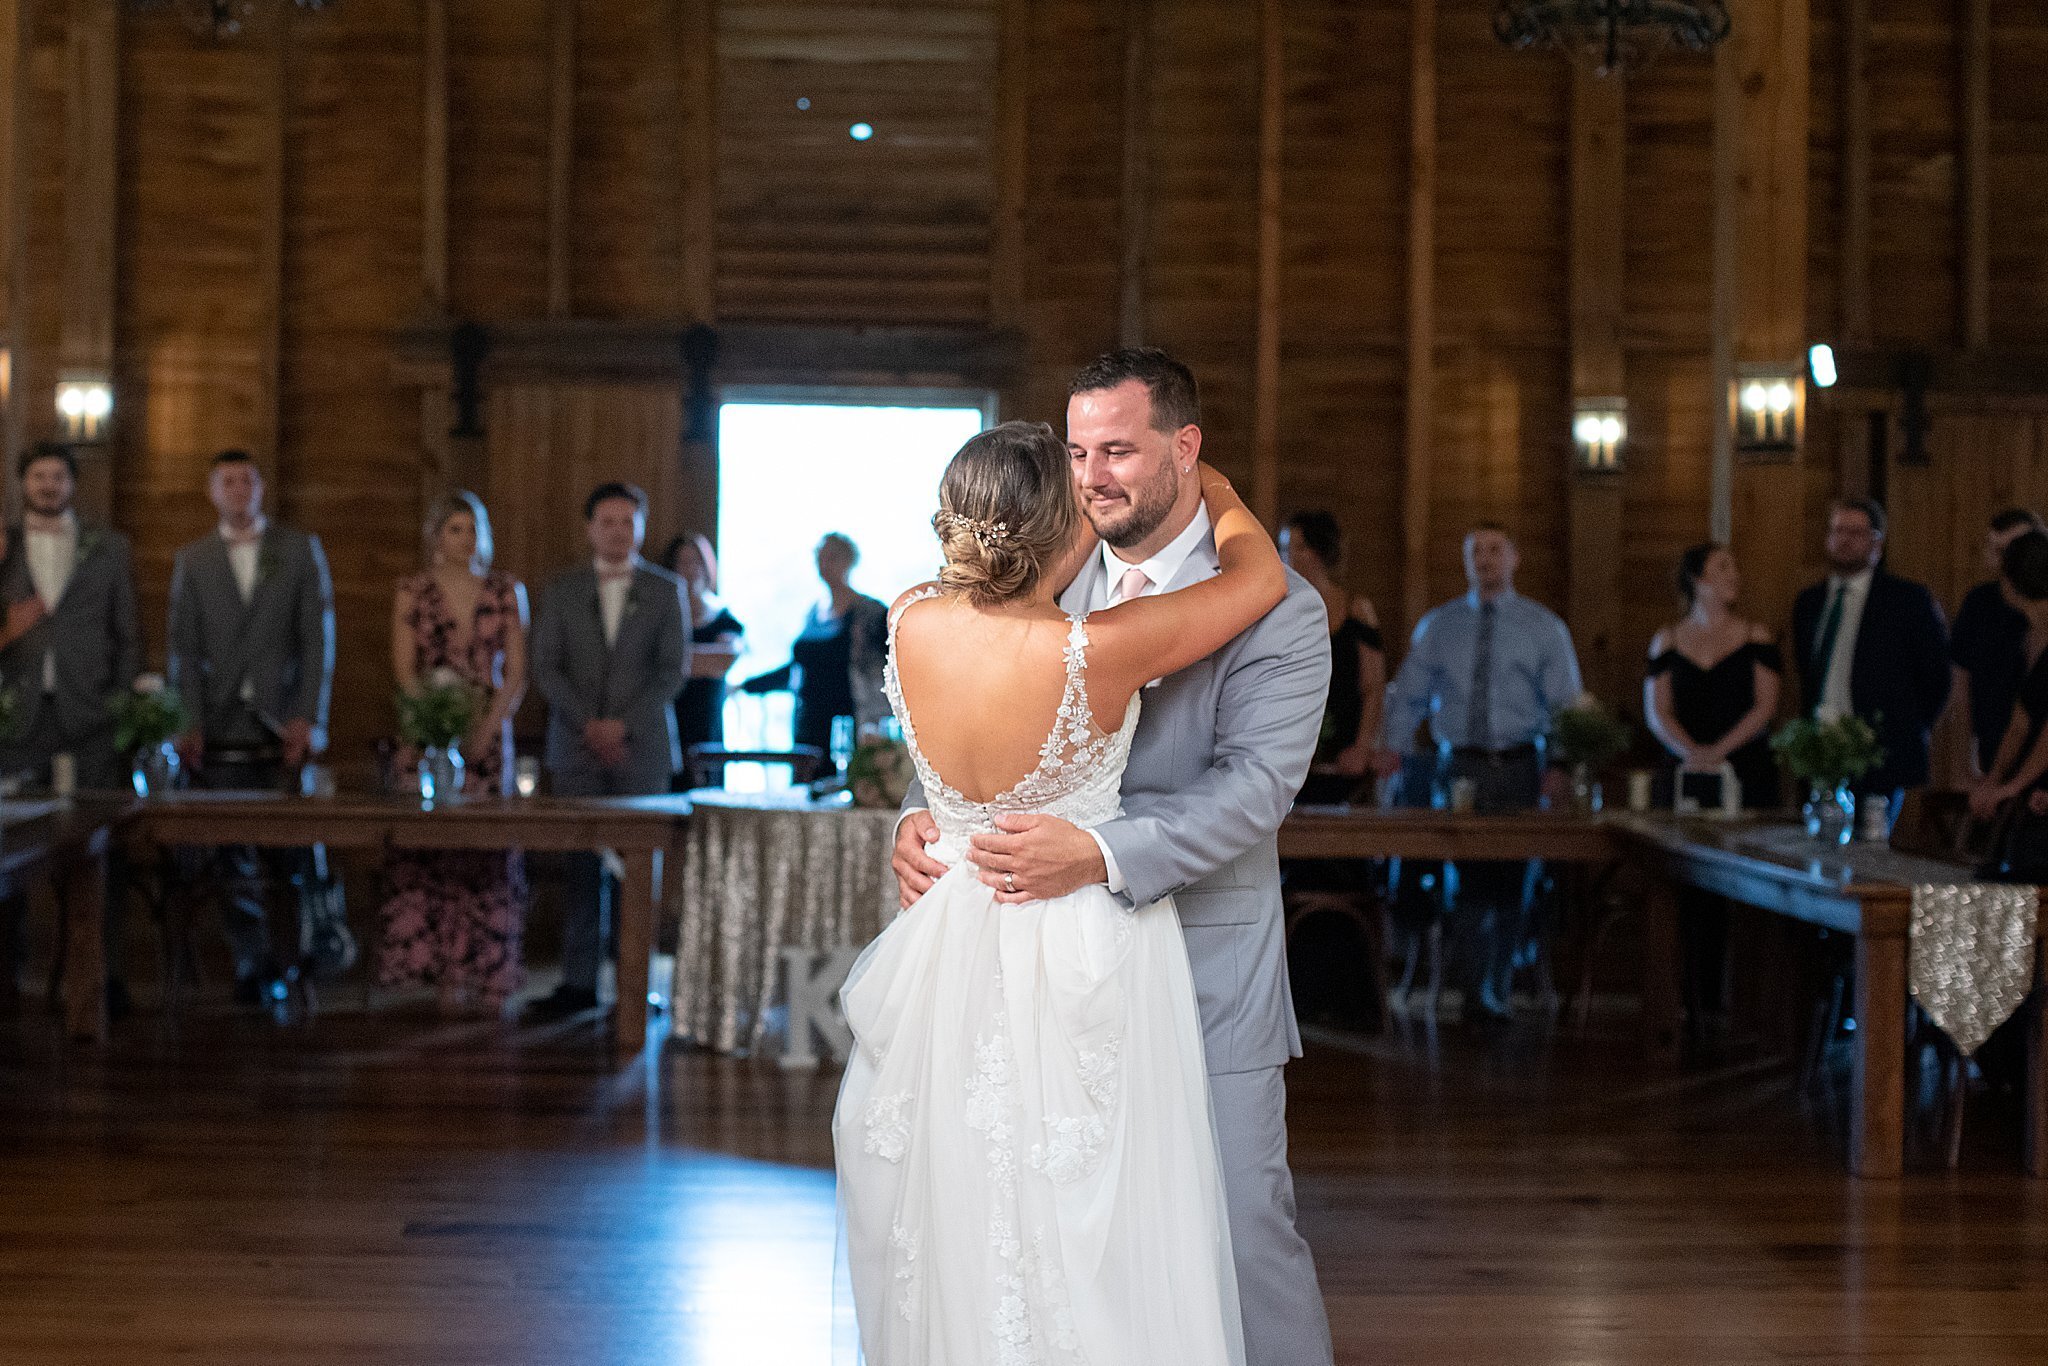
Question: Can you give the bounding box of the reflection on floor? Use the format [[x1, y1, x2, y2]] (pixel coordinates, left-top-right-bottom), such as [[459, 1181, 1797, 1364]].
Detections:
[[3, 1002, 2045, 1365]]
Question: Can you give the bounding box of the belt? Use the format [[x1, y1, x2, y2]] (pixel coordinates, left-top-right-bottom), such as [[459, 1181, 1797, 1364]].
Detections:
[[1448, 743, 1540, 763]]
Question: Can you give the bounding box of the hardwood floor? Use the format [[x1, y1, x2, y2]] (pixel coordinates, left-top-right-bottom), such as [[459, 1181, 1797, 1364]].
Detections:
[[4, 1004, 2045, 1365]]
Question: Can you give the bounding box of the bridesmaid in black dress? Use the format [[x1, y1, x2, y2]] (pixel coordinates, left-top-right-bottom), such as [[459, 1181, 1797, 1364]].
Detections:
[[1644, 543, 1783, 811], [1281, 510, 1385, 806], [1645, 542, 1784, 1031], [660, 532, 744, 784]]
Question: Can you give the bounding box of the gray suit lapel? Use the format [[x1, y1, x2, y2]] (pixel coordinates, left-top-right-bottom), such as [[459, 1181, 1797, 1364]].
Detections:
[[1155, 529, 1221, 595], [1060, 553, 1106, 616]]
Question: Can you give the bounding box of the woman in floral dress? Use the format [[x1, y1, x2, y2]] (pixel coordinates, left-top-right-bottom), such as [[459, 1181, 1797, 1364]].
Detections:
[[379, 491, 531, 1015]]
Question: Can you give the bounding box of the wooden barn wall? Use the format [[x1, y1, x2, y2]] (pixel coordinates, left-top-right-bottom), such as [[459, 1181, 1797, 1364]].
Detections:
[[2, 0, 2044, 764]]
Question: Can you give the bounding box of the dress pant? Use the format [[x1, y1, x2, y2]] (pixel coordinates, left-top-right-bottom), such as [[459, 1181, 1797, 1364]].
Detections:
[[195, 752, 307, 981], [550, 762, 665, 995], [1441, 745, 1543, 1011], [1211, 1065, 1335, 1366], [1, 707, 128, 986]]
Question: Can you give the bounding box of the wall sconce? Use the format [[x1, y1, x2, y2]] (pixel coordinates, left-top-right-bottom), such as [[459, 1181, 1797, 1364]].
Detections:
[[0, 348, 12, 410], [1733, 365, 1801, 459], [55, 373, 113, 444], [1572, 397, 1626, 474]]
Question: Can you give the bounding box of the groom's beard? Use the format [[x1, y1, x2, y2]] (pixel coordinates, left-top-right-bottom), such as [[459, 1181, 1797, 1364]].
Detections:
[[1087, 467, 1181, 550]]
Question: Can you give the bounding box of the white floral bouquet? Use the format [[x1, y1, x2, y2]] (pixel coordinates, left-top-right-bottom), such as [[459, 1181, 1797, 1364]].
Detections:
[[397, 666, 478, 751]]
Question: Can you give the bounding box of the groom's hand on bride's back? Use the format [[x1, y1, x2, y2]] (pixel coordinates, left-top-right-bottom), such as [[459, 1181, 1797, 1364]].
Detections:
[[970, 814, 1107, 905], [893, 810, 947, 908]]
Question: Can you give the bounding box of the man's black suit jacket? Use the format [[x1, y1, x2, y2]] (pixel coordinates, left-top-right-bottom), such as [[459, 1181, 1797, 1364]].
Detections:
[[1791, 568, 1951, 794]]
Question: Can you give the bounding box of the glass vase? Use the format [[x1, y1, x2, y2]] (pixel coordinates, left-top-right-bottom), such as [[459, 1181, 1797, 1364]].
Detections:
[[1802, 781, 1854, 846], [130, 741, 180, 798], [1570, 762, 1603, 814], [420, 743, 466, 803]]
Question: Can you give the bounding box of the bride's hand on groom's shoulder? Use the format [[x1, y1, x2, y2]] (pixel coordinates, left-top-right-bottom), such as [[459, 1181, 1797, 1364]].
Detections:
[[970, 813, 1106, 905]]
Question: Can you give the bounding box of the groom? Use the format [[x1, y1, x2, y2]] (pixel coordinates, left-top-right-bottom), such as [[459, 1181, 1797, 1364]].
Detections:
[[892, 348, 1336, 1366]]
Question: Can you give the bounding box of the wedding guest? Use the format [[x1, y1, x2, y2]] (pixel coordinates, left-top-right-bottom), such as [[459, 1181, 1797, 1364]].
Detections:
[[378, 492, 530, 1017], [526, 482, 689, 1021], [1645, 543, 1783, 1034], [167, 449, 335, 1006], [1644, 543, 1783, 811], [659, 531, 744, 772], [1372, 523, 1582, 1022], [1952, 507, 2043, 778], [0, 442, 141, 1017], [1791, 498, 1950, 820], [738, 531, 888, 767], [1968, 530, 2048, 878], [1281, 510, 1384, 805]]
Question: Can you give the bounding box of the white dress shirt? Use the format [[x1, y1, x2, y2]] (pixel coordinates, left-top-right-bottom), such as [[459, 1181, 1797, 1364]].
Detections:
[[220, 516, 268, 604], [596, 558, 637, 646], [1815, 567, 1874, 723], [24, 511, 77, 693], [1083, 504, 1215, 894]]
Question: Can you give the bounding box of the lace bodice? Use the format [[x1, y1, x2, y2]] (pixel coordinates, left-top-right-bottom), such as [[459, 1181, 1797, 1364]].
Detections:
[[885, 587, 1141, 842]]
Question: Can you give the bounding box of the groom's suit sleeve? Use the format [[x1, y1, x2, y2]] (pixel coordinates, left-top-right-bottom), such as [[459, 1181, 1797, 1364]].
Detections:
[[1094, 581, 1331, 911]]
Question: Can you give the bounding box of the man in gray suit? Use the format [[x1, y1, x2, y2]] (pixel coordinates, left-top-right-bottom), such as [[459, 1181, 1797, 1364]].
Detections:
[[0, 441, 142, 1014], [0, 443, 142, 789], [893, 349, 1336, 1366], [526, 481, 689, 1019], [167, 449, 336, 1002]]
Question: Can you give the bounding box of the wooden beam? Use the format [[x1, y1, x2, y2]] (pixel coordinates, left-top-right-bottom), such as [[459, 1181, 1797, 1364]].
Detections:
[[1836, 0, 1870, 496], [1718, 0, 1809, 632], [58, 0, 118, 521], [254, 10, 288, 492], [1401, 0, 1435, 630], [546, 0, 576, 320], [1567, 67, 1625, 703], [421, 0, 448, 313], [0, 0, 21, 479], [1117, 0, 1151, 347], [680, 0, 714, 325], [1251, 0, 1282, 525], [1959, 0, 1989, 349], [989, 0, 1029, 333]]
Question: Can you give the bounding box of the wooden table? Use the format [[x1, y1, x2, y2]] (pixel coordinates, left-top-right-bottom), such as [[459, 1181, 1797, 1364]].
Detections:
[[1279, 805, 1621, 863], [3, 795, 134, 1043], [1277, 804, 2047, 1178], [1617, 816, 2048, 1180], [134, 792, 693, 1050]]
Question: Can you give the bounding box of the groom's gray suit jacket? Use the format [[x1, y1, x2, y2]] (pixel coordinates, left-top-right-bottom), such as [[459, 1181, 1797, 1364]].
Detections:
[[904, 530, 1332, 1076]]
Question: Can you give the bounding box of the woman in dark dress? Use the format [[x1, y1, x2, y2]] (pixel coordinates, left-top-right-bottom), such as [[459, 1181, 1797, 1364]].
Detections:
[[659, 532, 744, 780], [1645, 543, 1783, 1031], [1969, 531, 2048, 851], [1645, 543, 1783, 811], [740, 532, 887, 771], [1281, 510, 1385, 806]]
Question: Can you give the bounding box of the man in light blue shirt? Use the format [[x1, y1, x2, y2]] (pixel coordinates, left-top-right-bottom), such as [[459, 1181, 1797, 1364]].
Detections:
[[1372, 523, 1582, 1021]]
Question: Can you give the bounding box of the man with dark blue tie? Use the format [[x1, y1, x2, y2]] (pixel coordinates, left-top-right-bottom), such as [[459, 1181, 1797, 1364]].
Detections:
[[1374, 523, 1582, 1021], [1792, 498, 1951, 821]]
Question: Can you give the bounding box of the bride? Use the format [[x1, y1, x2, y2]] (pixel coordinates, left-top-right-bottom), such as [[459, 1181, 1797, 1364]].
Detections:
[[833, 419, 1288, 1365]]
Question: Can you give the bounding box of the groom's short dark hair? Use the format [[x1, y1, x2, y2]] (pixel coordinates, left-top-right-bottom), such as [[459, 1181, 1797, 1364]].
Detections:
[[1070, 348, 1201, 434]]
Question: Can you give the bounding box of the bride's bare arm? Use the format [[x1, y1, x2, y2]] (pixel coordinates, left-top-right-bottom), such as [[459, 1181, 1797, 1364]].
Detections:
[[1088, 465, 1287, 699]]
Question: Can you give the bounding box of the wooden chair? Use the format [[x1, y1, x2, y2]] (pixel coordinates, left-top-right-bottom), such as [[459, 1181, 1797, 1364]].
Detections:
[[683, 744, 827, 790]]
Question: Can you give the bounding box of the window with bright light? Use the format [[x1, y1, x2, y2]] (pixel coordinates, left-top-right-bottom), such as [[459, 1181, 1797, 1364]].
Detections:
[[715, 393, 990, 767]]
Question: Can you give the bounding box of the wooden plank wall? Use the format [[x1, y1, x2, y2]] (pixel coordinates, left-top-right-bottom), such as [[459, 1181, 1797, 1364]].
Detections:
[[2, 0, 2044, 760]]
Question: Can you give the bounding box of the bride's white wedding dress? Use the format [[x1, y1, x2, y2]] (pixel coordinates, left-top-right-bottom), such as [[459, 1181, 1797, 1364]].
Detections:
[[834, 589, 1244, 1366]]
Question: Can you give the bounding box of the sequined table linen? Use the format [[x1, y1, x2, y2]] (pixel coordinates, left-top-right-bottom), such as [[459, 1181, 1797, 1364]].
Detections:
[[673, 789, 898, 1054]]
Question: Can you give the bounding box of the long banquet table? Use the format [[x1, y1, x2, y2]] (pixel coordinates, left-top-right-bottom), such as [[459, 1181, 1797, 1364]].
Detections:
[[134, 791, 693, 1049], [1277, 804, 2047, 1178]]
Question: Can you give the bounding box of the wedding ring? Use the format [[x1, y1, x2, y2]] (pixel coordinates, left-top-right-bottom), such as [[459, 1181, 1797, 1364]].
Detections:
[[1004, 872, 1017, 893]]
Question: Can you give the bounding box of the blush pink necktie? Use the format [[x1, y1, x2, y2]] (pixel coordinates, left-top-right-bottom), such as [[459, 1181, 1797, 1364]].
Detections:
[[1116, 566, 1152, 605]]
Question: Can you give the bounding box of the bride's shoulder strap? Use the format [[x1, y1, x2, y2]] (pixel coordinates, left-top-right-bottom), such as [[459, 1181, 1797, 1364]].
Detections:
[[889, 583, 943, 635]]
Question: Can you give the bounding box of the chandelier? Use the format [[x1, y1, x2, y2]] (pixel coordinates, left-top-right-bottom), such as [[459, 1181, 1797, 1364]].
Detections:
[[1494, 1, 1731, 77], [131, 0, 335, 43]]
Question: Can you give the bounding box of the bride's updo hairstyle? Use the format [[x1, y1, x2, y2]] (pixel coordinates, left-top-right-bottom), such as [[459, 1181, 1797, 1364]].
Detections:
[[933, 420, 1078, 607]]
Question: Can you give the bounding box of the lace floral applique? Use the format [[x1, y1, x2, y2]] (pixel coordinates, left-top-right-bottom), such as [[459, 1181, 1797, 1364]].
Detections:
[[889, 1222, 922, 1322], [1075, 1037, 1121, 1109], [1029, 1115, 1109, 1186], [862, 1091, 913, 1163]]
